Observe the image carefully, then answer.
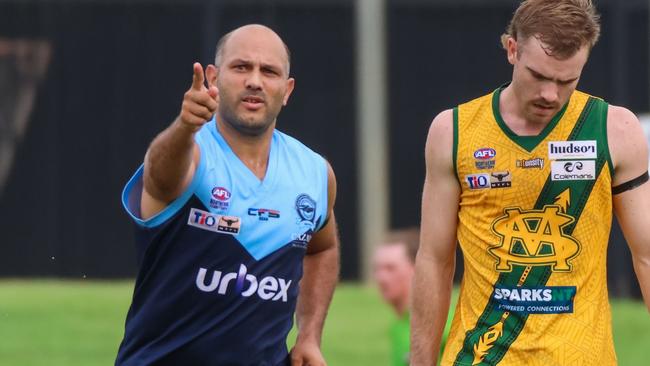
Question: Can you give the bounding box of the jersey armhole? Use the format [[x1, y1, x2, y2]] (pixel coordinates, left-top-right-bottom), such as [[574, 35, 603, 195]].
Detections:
[[316, 156, 329, 232], [121, 142, 208, 228], [600, 101, 615, 176], [452, 107, 460, 183]]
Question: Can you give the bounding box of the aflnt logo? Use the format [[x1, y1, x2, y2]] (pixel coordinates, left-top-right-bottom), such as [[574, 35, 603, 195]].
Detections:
[[196, 264, 291, 302], [548, 141, 597, 160]]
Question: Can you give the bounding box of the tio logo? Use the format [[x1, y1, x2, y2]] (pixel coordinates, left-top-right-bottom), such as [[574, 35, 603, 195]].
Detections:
[[196, 264, 292, 302], [466, 173, 490, 189]]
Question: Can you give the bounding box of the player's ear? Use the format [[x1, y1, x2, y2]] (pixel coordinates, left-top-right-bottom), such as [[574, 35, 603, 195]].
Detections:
[[206, 64, 218, 87], [283, 78, 295, 106], [506, 37, 518, 65]]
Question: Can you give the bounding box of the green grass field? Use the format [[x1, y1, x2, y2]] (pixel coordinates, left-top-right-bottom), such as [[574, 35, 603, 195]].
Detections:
[[0, 280, 648, 365]]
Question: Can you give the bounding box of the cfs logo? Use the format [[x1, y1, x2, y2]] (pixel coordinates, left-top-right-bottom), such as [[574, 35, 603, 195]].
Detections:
[[248, 208, 280, 221], [210, 187, 231, 210], [466, 173, 490, 190], [196, 264, 291, 302], [489, 206, 581, 272]]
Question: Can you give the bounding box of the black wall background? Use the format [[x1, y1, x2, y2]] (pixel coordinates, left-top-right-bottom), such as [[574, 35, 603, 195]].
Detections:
[[0, 0, 647, 296]]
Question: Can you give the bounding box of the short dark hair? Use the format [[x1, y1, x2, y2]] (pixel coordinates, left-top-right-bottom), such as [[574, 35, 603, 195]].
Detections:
[[383, 227, 420, 263], [501, 0, 601, 59], [214, 28, 292, 75]]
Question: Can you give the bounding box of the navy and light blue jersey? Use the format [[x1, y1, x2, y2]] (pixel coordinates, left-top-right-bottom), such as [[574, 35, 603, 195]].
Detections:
[[116, 119, 329, 366]]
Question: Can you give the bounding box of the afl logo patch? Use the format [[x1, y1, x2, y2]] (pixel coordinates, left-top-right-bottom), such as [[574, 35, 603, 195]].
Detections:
[[295, 194, 316, 224], [474, 148, 496, 160], [210, 187, 231, 211], [211, 187, 231, 201]]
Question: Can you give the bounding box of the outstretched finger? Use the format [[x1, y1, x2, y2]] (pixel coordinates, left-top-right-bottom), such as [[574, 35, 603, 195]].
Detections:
[[191, 62, 205, 90]]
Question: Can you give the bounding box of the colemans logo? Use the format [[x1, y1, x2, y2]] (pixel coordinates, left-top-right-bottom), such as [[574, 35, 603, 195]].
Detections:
[[489, 205, 581, 272]]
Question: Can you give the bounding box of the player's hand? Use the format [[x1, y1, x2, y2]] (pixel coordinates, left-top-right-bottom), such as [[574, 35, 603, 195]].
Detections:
[[290, 339, 326, 366], [177, 62, 219, 132]]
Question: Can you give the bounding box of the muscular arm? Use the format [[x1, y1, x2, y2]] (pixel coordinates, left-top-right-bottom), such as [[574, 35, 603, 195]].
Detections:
[[608, 106, 650, 312], [291, 163, 340, 366], [411, 109, 461, 365], [141, 63, 218, 219]]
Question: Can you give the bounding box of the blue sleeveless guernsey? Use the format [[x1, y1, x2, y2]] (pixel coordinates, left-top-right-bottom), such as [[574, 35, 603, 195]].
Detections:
[[116, 119, 329, 366]]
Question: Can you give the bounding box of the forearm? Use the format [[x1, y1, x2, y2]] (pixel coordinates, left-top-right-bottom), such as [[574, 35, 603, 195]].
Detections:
[[295, 245, 339, 344], [632, 255, 650, 312], [410, 251, 455, 366], [144, 118, 197, 201]]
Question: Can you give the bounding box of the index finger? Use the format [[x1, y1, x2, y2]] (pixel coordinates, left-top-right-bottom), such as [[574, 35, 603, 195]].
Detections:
[[191, 62, 205, 90]]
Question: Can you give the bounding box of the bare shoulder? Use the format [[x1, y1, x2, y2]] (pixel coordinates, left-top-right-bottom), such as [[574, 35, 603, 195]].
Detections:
[[607, 104, 648, 184], [425, 109, 455, 172]]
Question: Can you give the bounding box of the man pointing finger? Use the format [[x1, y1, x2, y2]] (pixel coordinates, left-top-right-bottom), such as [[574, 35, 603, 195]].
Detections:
[[117, 24, 340, 366]]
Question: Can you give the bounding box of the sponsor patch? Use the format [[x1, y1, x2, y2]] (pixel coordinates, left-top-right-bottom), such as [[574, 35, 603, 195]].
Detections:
[[291, 232, 313, 249], [492, 286, 576, 314], [466, 173, 491, 190], [188, 208, 241, 235], [548, 141, 597, 160], [248, 208, 280, 221], [516, 158, 544, 169], [196, 264, 291, 302], [490, 171, 511, 188], [551, 160, 595, 181], [218, 216, 241, 234]]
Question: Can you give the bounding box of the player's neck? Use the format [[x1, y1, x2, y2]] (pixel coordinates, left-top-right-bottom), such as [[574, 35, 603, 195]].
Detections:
[[499, 84, 552, 136], [216, 118, 274, 181]]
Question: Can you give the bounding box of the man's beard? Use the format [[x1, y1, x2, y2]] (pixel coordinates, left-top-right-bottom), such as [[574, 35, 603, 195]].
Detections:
[[218, 99, 277, 137]]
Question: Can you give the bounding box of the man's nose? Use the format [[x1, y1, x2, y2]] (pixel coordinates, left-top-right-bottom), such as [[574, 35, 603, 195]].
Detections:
[[540, 82, 559, 104], [245, 70, 262, 90]]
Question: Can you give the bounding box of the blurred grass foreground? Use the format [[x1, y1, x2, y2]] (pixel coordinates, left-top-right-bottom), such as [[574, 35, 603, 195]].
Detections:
[[1, 281, 649, 365]]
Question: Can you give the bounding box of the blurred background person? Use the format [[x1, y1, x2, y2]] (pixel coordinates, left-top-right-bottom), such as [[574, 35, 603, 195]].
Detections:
[[373, 228, 452, 366]]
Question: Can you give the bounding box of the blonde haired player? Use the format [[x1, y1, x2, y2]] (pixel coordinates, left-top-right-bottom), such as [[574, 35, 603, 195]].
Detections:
[[411, 1, 650, 365]]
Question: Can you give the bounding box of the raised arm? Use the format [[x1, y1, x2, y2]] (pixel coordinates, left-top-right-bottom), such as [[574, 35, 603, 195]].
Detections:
[[411, 109, 461, 365], [608, 105, 650, 312], [291, 162, 340, 366], [141, 63, 219, 219]]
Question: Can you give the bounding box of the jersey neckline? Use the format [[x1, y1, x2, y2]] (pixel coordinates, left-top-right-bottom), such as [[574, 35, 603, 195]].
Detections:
[[491, 84, 569, 153], [208, 119, 279, 194]]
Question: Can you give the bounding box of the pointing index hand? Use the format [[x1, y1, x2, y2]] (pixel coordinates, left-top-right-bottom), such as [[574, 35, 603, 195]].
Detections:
[[191, 62, 206, 91]]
